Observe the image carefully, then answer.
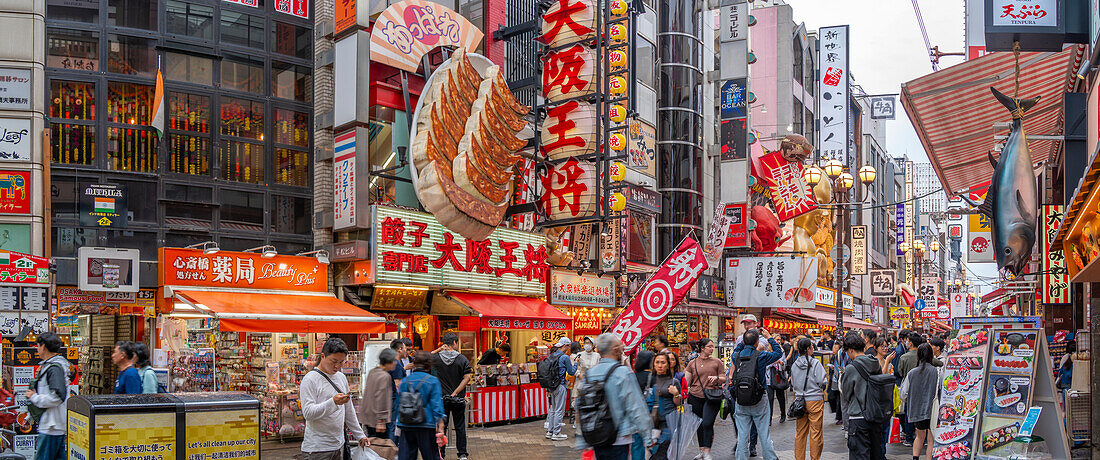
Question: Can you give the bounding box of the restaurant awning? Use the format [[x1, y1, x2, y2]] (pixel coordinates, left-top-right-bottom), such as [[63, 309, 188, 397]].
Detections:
[[169, 289, 386, 334], [931, 320, 951, 332], [799, 309, 879, 329], [446, 292, 572, 330], [671, 303, 737, 317], [901, 45, 1085, 196]]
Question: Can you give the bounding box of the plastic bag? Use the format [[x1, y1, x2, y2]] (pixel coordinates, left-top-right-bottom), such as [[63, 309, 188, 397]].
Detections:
[[350, 446, 384, 460]]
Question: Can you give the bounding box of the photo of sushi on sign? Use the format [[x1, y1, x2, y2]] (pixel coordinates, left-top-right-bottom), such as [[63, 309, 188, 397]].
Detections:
[[940, 360, 984, 399], [946, 329, 989, 356], [978, 416, 1022, 455], [989, 331, 1036, 373], [984, 373, 1031, 417]]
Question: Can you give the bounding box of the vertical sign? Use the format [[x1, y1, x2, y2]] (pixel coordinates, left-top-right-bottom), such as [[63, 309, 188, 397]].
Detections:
[[724, 203, 748, 248], [968, 184, 994, 263], [896, 203, 905, 256], [333, 129, 357, 230], [817, 25, 849, 162], [1041, 204, 1070, 304], [703, 203, 730, 266], [851, 225, 867, 275], [275, 0, 309, 18], [904, 161, 914, 284], [951, 291, 966, 319]]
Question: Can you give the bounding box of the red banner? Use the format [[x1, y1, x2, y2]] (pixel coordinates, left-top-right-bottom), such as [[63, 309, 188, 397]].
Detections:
[[759, 151, 816, 221], [609, 237, 708, 353]]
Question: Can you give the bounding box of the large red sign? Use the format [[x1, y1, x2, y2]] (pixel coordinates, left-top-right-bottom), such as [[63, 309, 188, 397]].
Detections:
[[610, 237, 709, 353], [758, 151, 816, 221], [158, 248, 328, 291], [0, 170, 30, 215], [275, 0, 309, 18]]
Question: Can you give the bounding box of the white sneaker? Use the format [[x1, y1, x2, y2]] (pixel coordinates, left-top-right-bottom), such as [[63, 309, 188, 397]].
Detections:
[[702, 453, 714, 460], [551, 434, 568, 441], [545, 433, 552, 439]]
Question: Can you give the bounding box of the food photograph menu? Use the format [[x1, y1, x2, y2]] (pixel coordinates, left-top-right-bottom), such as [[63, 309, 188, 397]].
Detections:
[[975, 330, 1039, 458], [932, 329, 989, 459]]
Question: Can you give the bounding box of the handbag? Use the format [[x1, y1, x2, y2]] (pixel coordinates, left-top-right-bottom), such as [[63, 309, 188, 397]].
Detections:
[[692, 360, 725, 400], [768, 364, 790, 391], [366, 437, 397, 460], [787, 357, 811, 419]]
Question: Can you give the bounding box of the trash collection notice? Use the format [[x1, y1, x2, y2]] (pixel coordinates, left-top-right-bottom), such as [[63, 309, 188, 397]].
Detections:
[[184, 409, 259, 460]]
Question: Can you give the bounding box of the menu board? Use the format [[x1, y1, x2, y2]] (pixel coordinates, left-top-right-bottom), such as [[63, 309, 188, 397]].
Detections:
[[932, 329, 990, 459], [975, 330, 1039, 457], [666, 314, 689, 345]]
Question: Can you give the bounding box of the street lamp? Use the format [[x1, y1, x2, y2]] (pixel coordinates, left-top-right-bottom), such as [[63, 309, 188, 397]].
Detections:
[[818, 161, 877, 335]]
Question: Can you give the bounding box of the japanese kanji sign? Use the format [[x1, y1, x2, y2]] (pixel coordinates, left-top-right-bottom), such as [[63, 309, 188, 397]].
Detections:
[[759, 150, 816, 221], [78, 183, 127, 227], [968, 182, 994, 263], [869, 269, 896, 297], [0, 68, 31, 111], [549, 269, 615, 307], [369, 0, 484, 72], [869, 96, 896, 120], [540, 100, 597, 160], [158, 248, 329, 291], [275, 0, 309, 19], [540, 158, 597, 220], [723, 203, 749, 248], [703, 203, 730, 266], [371, 286, 428, 312], [851, 225, 867, 275], [816, 25, 848, 162], [896, 203, 905, 256], [725, 256, 817, 309], [540, 0, 596, 47], [0, 250, 48, 285], [1042, 204, 1070, 304], [0, 170, 29, 215], [372, 206, 548, 296], [542, 44, 597, 102], [224, 0, 258, 7], [333, 128, 367, 231], [992, 0, 1056, 27], [610, 237, 708, 353]]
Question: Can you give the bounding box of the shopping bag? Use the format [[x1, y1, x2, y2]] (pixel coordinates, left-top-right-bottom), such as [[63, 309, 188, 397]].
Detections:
[[582, 449, 595, 460], [350, 446, 384, 460], [366, 437, 397, 460], [892, 385, 902, 413], [888, 416, 902, 444]]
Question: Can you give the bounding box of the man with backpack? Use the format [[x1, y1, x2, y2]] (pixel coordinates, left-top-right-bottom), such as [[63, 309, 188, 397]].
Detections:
[[840, 333, 892, 460], [540, 337, 575, 441], [27, 332, 70, 460], [575, 333, 653, 460], [432, 333, 472, 460], [731, 328, 784, 460]]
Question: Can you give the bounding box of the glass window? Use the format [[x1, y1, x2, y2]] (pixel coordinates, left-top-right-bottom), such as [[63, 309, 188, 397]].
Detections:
[[273, 109, 308, 147], [51, 124, 95, 165], [221, 11, 265, 50], [106, 127, 158, 172], [108, 35, 156, 76], [220, 189, 265, 228], [272, 195, 310, 234], [47, 0, 100, 23], [165, 203, 213, 230], [220, 140, 264, 183], [47, 29, 100, 72], [50, 80, 95, 120], [219, 237, 264, 251], [165, 232, 212, 249], [636, 37, 655, 90], [220, 97, 264, 139], [165, 52, 214, 86], [114, 180, 156, 223], [272, 61, 311, 102], [52, 227, 97, 258], [625, 210, 653, 264], [222, 54, 264, 94], [272, 22, 312, 60], [168, 92, 210, 133], [105, 230, 157, 260], [272, 240, 311, 254], [108, 0, 158, 30], [168, 133, 211, 175], [166, 1, 215, 40], [164, 183, 212, 202], [50, 177, 97, 220], [107, 82, 154, 125], [274, 148, 308, 186]]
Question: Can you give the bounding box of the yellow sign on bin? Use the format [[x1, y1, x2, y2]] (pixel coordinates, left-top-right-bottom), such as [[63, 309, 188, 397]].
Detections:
[[184, 409, 260, 460], [94, 412, 176, 459], [67, 411, 89, 460]]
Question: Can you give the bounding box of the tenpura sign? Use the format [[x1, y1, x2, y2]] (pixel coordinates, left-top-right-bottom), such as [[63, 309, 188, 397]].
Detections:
[[158, 248, 328, 291], [372, 206, 548, 296], [549, 269, 615, 308]]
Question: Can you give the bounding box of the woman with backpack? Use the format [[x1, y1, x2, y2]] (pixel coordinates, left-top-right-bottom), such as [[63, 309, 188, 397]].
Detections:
[[396, 351, 446, 460], [790, 338, 826, 460], [684, 338, 725, 460], [901, 343, 939, 460], [646, 352, 682, 460]]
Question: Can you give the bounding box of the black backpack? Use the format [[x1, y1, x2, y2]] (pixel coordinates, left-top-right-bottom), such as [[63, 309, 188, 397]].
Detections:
[[576, 363, 621, 447], [398, 374, 430, 425], [731, 350, 766, 406], [537, 353, 561, 389], [851, 360, 896, 424]]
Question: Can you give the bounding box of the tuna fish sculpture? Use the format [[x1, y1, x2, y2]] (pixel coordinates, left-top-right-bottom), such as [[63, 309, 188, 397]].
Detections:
[[958, 88, 1040, 277]]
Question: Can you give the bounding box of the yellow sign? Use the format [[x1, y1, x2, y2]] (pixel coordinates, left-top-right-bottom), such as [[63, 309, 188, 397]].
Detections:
[[95, 412, 175, 460], [68, 411, 89, 460], [890, 306, 910, 321], [185, 409, 260, 460]]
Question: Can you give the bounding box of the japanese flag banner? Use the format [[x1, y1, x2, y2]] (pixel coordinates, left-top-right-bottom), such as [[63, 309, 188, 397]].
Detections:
[[609, 237, 709, 353]]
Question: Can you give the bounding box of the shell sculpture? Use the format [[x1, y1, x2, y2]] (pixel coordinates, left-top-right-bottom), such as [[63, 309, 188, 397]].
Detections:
[[411, 49, 533, 240]]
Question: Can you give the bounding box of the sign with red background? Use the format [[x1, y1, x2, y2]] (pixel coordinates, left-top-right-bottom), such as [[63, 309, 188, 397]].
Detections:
[[758, 151, 816, 221], [0, 170, 30, 215], [158, 248, 328, 291]]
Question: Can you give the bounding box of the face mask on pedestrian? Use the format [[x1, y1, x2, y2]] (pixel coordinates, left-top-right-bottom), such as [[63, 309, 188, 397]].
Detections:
[[583, 344, 592, 352]]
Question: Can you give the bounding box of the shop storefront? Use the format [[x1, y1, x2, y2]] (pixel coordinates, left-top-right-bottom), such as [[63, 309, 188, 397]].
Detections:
[[156, 247, 384, 437]]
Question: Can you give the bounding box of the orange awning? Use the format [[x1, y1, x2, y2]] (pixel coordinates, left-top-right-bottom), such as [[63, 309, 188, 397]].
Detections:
[[446, 292, 572, 330], [799, 309, 880, 329], [901, 45, 1085, 196], [171, 289, 385, 334]]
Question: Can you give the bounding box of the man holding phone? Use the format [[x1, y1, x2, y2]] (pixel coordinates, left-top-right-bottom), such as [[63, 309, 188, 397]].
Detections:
[[301, 338, 369, 459]]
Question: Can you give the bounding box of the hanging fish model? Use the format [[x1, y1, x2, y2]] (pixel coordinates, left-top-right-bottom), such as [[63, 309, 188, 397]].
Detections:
[[959, 88, 1040, 278]]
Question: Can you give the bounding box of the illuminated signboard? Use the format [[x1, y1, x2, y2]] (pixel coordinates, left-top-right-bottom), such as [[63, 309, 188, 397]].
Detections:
[[549, 269, 615, 308], [372, 206, 547, 296]]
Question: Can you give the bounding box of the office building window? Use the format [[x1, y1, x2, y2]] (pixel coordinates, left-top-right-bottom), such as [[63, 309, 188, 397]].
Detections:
[[48, 0, 100, 23], [108, 0, 158, 31], [220, 97, 264, 140], [168, 92, 211, 175], [47, 29, 99, 72], [50, 80, 97, 165], [108, 35, 156, 76], [272, 61, 311, 102], [221, 11, 265, 50], [272, 195, 310, 234], [106, 127, 157, 172], [222, 54, 264, 94], [220, 189, 265, 230], [166, 1, 216, 40], [272, 22, 312, 60], [165, 52, 214, 86]]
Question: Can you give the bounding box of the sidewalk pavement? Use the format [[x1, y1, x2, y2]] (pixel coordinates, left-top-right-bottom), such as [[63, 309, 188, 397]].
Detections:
[[262, 404, 921, 459]]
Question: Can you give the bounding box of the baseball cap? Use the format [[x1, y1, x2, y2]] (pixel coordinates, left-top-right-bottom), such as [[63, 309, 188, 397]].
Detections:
[[741, 314, 759, 323], [555, 337, 571, 347]]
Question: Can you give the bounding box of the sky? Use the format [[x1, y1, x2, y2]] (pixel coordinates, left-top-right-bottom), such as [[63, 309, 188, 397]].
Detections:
[[781, 0, 1002, 295]]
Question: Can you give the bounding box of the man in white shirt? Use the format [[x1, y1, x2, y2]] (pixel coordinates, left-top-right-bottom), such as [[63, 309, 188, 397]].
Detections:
[[301, 338, 369, 459]]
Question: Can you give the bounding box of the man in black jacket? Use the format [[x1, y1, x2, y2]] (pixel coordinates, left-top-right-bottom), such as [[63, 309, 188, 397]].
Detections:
[[433, 333, 473, 460]]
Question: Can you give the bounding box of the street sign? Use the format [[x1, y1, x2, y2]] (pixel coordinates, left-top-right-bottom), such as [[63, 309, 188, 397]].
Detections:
[[830, 244, 850, 262], [913, 298, 926, 311]]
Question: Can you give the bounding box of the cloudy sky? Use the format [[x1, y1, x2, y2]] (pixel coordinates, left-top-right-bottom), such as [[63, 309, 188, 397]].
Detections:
[[781, 0, 1002, 294]]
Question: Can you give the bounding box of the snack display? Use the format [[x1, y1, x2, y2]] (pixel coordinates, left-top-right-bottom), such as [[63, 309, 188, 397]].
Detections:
[[933, 335, 990, 458], [980, 421, 1021, 453], [932, 441, 972, 460]]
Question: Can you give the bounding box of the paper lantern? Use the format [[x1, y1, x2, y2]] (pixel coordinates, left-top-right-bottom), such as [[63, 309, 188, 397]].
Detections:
[[540, 158, 598, 220], [609, 0, 628, 17], [609, 192, 627, 212], [609, 104, 627, 123], [609, 161, 627, 181], [610, 24, 628, 43], [540, 100, 598, 160], [540, 0, 596, 48], [543, 44, 597, 102], [608, 49, 628, 69], [608, 75, 627, 96], [608, 132, 626, 151]]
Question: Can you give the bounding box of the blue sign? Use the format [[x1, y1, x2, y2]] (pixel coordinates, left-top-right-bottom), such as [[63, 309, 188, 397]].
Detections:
[[1018, 407, 1042, 437], [720, 79, 747, 119], [914, 299, 926, 311]]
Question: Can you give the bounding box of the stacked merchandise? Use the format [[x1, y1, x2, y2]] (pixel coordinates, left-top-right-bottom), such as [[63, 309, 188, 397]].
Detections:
[[169, 348, 216, 391], [77, 346, 112, 394], [217, 331, 249, 392]]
